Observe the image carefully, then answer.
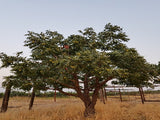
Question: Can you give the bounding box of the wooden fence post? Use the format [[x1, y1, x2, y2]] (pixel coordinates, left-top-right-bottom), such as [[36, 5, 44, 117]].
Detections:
[[104, 87, 107, 101], [54, 89, 56, 102], [119, 89, 122, 102], [102, 88, 105, 104], [99, 89, 105, 104]]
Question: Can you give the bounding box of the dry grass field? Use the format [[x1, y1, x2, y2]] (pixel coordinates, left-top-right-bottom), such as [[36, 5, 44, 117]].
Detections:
[[0, 95, 160, 120]]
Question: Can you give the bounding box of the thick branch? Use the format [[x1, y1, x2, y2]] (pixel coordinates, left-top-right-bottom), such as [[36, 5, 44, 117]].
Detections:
[[73, 73, 84, 100], [84, 74, 90, 95], [91, 78, 100, 105], [56, 81, 75, 89]]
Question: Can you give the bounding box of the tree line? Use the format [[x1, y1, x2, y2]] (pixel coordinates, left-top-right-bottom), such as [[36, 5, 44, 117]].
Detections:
[[0, 23, 160, 117]]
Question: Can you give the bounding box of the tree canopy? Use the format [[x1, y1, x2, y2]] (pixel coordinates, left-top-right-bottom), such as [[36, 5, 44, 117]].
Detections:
[[0, 23, 158, 117]]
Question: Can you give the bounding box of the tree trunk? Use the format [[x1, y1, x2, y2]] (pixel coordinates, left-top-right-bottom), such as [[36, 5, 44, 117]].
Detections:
[[84, 103, 95, 117], [29, 88, 35, 110], [82, 74, 97, 117], [139, 87, 144, 104], [141, 87, 145, 101], [1, 86, 11, 112], [83, 86, 99, 117]]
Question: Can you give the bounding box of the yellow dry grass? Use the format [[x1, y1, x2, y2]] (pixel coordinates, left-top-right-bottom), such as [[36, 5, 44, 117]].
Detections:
[[0, 95, 160, 120]]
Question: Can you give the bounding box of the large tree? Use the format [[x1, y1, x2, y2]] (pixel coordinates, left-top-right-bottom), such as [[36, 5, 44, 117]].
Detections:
[[24, 23, 129, 117], [1, 23, 152, 117]]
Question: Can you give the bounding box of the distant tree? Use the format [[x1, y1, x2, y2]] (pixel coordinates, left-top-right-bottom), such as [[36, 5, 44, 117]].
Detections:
[[0, 52, 48, 111], [0, 52, 24, 112], [110, 47, 154, 87], [109, 47, 158, 104], [14, 60, 49, 110], [158, 62, 160, 74], [152, 61, 160, 84]]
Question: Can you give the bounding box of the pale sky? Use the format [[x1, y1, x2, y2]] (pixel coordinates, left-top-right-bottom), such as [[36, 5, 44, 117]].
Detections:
[[0, 0, 160, 88]]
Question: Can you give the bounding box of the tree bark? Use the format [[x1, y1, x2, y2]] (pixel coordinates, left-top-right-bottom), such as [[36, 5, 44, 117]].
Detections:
[[140, 87, 145, 101], [54, 89, 56, 102], [1, 86, 11, 112], [83, 74, 96, 117], [83, 92, 99, 117], [83, 82, 100, 117], [84, 102, 95, 117], [29, 88, 35, 110], [139, 87, 144, 104]]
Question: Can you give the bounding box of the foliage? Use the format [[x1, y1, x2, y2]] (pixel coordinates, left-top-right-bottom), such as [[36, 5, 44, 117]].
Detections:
[[0, 23, 157, 116], [0, 53, 48, 91], [110, 47, 154, 87]]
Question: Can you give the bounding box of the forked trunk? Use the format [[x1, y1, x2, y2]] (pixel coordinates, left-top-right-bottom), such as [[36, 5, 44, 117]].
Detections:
[[84, 103, 95, 117], [1, 86, 11, 112], [29, 88, 35, 110], [83, 92, 98, 117]]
